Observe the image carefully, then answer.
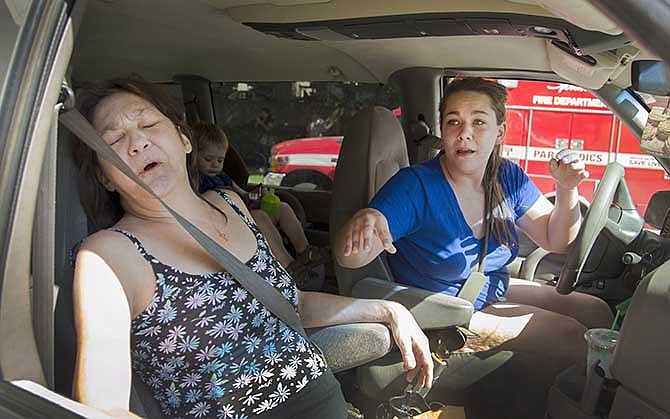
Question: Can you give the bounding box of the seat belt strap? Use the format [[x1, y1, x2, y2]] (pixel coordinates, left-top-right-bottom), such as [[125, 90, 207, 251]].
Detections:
[[457, 215, 491, 304], [58, 109, 308, 340]]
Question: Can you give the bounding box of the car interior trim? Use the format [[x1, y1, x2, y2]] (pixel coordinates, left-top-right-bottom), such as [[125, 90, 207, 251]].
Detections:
[[0, 0, 71, 386]]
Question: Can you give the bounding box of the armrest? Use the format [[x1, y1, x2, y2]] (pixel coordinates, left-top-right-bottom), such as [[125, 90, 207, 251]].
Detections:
[[351, 277, 473, 330], [307, 323, 393, 373]]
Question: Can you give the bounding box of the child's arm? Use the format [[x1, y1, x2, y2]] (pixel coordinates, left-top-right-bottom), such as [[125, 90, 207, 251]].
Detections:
[[229, 179, 249, 197]]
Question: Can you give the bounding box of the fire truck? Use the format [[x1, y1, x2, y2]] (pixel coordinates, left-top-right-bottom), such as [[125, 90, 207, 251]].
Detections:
[[268, 80, 669, 214]]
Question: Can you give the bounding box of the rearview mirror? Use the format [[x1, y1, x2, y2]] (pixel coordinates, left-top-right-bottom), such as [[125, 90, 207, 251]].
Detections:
[[632, 60, 670, 96]]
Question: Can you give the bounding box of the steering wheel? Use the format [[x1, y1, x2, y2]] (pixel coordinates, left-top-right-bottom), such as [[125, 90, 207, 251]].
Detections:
[[556, 163, 627, 294]]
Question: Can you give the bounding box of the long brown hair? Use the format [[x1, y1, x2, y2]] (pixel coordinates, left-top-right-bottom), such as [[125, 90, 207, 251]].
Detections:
[[71, 76, 200, 232], [439, 77, 514, 247]]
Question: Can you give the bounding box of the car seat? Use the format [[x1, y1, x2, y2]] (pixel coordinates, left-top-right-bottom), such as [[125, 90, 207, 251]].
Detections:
[[221, 141, 250, 190], [53, 123, 171, 418], [546, 261, 670, 419]]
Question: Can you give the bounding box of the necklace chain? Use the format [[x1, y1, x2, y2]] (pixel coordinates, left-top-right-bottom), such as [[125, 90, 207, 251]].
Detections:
[[212, 223, 229, 242]]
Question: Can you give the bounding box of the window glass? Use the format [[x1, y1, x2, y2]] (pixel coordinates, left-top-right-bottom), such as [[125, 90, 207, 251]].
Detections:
[[211, 81, 400, 191]]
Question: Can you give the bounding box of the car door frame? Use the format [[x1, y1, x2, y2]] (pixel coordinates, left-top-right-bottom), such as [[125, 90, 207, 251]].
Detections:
[[0, 0, 92, 417]]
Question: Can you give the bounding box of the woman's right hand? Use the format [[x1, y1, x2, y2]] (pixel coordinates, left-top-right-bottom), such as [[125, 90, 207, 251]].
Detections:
[[385, 302, 434, 389], [342, 208, 396, 256]]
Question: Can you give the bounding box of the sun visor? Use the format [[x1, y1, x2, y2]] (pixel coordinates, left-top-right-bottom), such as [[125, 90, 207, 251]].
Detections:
[[546, 40, 639, 90]]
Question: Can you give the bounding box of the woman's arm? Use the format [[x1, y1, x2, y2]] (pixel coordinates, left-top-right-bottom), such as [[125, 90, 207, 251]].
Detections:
[[297, 290, 434, 389], [72, 237, 141, 418], [517, 151, 587, 253], [547, 183, 582, 251], [335, 168, 424, 268], [334, 208, 397, 268]]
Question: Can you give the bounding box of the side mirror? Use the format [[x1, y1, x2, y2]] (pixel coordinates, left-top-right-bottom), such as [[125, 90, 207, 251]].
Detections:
[[644, 190, 670, 229], [632, 60, 670, 96]]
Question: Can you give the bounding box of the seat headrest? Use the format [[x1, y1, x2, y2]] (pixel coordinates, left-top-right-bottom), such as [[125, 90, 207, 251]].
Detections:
[[407, 119, 431, 142], [336, 106, 409, 203], [331, 106, 409, 235]]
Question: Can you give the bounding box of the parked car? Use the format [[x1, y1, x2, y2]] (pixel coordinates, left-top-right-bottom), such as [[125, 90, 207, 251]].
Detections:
[[266, 136, 342, 189]]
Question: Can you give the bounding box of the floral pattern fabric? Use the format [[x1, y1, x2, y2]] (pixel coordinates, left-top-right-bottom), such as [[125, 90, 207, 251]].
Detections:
[[116, 191, 327, 419]]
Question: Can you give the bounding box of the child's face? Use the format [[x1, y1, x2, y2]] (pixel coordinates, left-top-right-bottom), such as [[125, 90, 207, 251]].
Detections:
[[197, 143, 227, 177]]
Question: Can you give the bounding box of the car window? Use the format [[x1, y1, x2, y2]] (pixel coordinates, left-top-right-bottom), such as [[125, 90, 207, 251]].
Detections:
[[211, 81, 400, 191], [447, 78, 670, 215], [0, 0, 31, 102]]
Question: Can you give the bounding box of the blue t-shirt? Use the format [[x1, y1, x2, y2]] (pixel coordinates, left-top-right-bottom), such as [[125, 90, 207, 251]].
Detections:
[[199, 174, 234, 194], [370, 156, 541, 310]]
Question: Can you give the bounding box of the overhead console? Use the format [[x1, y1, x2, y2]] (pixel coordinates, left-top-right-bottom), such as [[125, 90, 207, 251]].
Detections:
[[243, 12, 629, 59]]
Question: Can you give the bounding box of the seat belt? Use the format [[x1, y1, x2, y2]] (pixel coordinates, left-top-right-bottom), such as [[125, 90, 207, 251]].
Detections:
[[58, 109, 308, 340], [457, 212, 491, 304]]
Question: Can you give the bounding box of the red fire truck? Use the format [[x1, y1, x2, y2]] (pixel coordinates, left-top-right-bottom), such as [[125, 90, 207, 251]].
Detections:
[[502, 79, 669, 215], [268, 80, 669, 214]]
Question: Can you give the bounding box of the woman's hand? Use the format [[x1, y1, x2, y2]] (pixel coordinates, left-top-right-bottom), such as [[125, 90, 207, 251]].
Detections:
[[386, 302, 434, 389], [549, 148, 590, 190], [342, 208, 396, 256], [298, 293, 434, 388]]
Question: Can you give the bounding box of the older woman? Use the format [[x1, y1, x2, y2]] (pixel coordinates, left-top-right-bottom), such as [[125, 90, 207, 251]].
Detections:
[[70, 77, 432, 419], [335, 78, 614, 419]]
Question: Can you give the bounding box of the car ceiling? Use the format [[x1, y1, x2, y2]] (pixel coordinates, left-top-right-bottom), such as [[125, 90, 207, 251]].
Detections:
[[71, 0, 653, 88]]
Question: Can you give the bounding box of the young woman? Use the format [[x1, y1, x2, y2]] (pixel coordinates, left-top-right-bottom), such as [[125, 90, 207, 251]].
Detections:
[[71, 77, 433, 419], [335, 77, 613, 419]]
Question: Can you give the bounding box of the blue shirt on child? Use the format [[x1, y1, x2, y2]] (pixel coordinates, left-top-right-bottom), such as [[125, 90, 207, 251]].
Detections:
[[369, 156, 541, 310], [199, 174, 234, 194]]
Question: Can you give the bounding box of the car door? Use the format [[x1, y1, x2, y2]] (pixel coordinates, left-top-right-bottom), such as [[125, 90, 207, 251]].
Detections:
[[0, 0, 104, 416]]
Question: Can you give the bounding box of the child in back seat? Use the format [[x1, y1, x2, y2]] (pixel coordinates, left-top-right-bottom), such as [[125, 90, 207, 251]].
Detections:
[[191, 121, 329, 281]]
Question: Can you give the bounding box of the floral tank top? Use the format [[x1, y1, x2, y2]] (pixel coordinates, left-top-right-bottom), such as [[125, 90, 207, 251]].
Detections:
[[117, 191, 328, 419]]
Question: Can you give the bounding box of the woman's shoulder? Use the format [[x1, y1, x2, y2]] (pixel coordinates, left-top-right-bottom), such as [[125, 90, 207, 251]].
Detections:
[[497, 158, 527, 183], [79, 228, 131, 253], [373, 158, 440, 207], [498, 158, 524, 173], [497, 159, 539, 203], [392, 157, 441, 182], [74, 228, 153, 320], [395, 156, 445, 191], [76, 227, 145, 270]]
